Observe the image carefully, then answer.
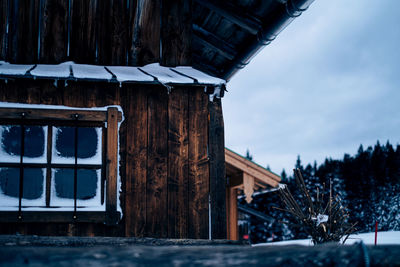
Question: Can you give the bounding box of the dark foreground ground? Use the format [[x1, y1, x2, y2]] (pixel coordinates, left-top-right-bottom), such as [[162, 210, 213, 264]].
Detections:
[[0, 235, 399, 266]]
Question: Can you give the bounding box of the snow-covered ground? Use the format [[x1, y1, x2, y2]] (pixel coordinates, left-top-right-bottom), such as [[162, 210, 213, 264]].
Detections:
[[253, 231, 400, 246]]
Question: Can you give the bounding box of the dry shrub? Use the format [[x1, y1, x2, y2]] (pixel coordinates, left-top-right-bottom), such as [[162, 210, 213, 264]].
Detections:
[[276, 168, 357, 244]]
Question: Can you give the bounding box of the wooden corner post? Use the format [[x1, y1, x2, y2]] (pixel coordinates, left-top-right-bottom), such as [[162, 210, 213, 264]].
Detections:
[[208, 98, 227, 239], [106, 107, 119, 224]]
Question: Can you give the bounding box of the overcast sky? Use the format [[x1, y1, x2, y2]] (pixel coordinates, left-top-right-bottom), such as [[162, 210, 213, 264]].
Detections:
[[224, 0, 400, 175]]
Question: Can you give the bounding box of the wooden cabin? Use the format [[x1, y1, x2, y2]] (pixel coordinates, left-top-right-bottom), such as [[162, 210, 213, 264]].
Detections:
[[0, 0, 313, 239], [225, 148, 281, 240]]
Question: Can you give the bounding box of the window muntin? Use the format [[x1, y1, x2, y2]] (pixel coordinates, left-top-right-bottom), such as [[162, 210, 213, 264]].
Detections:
[[52, 127, 102, 164], [0, 106, 120, 224], [0, 123, 104, 211]]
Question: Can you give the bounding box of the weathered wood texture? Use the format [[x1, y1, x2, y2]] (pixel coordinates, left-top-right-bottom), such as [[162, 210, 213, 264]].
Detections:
[[0, 0, 7, 60], [146, 87, 168, 238], [188, 89, 209, 239], [0, 0, 193, 66], [39, 0, 69, 63], [208, 98, 227, 239], [69, 0, 97, 63], [2, 242, 400, 266], [106, 107, 119, 224], [167, 88, 189, 238], [124, 86, 147, 237], [226, 187, 238, 241], [0, 80, 122, 236], [0, 80, 215, 238], [161, 0, 192, 66], [129, 0, 161, 66]]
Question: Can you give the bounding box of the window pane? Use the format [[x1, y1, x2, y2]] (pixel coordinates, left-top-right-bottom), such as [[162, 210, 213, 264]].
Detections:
[[77, 169, 102, 208], [52, 127, 75, 164], [78, 127, 102, 164], [23, 126, 47, 163], [77, 169, 98, 200], [22, 168, 44, 200], [0, 167, 20, 200], [78, 128, 99, 158], [0, 125, 21, 163], [52, 127, 102, 164], [53, 168, 74, 199], [51, 168, 100, 208], [21, 168, 46, 207]]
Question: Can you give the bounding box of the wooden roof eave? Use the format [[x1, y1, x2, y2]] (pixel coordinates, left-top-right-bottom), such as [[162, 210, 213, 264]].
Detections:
[[225, 148, 281, 188]]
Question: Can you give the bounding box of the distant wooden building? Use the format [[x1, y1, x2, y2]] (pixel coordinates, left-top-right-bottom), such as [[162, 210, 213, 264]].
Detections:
[[225, 148, 280, 240], [0, 0, 313, 238]]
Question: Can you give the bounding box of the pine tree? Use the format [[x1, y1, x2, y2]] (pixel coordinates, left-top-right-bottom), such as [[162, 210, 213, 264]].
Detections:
[[245, 149, 253, 161]]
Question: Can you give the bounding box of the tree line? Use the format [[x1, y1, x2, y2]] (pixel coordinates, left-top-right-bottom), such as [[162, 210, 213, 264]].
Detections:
[[240, 141, 400, 243]]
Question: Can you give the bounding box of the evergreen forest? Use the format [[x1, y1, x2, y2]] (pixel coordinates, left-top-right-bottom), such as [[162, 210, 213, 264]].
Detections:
[[240, 141, 400, 244]]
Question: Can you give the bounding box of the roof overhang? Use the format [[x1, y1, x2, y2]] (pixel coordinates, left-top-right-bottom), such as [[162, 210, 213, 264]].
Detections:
[[225, 148, 281, 203], [192, 0, 315, 80]]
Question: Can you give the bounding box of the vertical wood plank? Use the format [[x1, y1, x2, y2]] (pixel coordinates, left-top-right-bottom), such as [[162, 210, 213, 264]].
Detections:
[[227, 187, 238, 240], [106, 107, 119, 224], [95, 0, 111, 65], [124, 86, 148, 237], [167, 87, 189, 238], [0, 0, 8, 60], [129, 0, 161, 66], [126, 0, 137, 65], [109, 0, 128, 65], [14, 0, 40, 63], [161, 0, 192, 66], [39, 0, 69, 63], [188, 88, 209, 239], [208, 98, 227, 239], [6, 0, 18, 63], [146, 86, 168, 237], [70, 0, 97, 63]]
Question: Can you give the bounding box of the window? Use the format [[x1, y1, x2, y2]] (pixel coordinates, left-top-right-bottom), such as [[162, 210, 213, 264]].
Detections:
[[0, 107, 121, 224]]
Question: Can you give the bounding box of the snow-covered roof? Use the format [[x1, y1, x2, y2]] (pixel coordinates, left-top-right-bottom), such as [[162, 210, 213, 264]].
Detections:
[[0, 62, 225, 86]]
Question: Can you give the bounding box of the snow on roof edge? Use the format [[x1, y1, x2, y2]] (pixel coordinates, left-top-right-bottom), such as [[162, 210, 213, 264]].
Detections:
[[0, 62, 226, 86]]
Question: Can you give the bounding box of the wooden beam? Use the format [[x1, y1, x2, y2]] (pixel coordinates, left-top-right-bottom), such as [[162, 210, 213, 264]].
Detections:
[[225, 148, 280, 187], [226, 187, 238, 240], [243, 173, 254, 203], [39, 0, 69, 64], [0, 107, 122, 122], [124, 86, 148, 237], [146, 87, 168, 237], [0, 0, 8, 60], [70, 0, 98, 63], [161, 0, 192, 66], [108, 0, 128, 65], [105, 107, 119, 225], [129, 0, 161, 66], [188, 88, 209, 239], [193, 24, 236, 61], [208, 98, 226, 239], [167, 87, 189, 238], [0, 211, 111, 223], [194, 0, 261, 35]]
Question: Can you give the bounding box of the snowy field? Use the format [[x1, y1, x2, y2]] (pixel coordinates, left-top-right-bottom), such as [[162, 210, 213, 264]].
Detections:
[[253, 231, 400, 246]]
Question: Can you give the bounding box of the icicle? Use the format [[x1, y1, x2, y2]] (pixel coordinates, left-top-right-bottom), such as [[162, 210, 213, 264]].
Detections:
[[54, 79, 58, 88], [165, 84, 172, 94], [119, 81, 122, 88], [4, 79, 7, 84], [209, 85, 222, 102], [64, 80, 68, 87]]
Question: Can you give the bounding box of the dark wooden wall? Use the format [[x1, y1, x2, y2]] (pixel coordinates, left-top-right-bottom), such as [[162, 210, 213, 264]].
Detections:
[[0, 79, 225, 239], [0, 0, 192, 66]]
